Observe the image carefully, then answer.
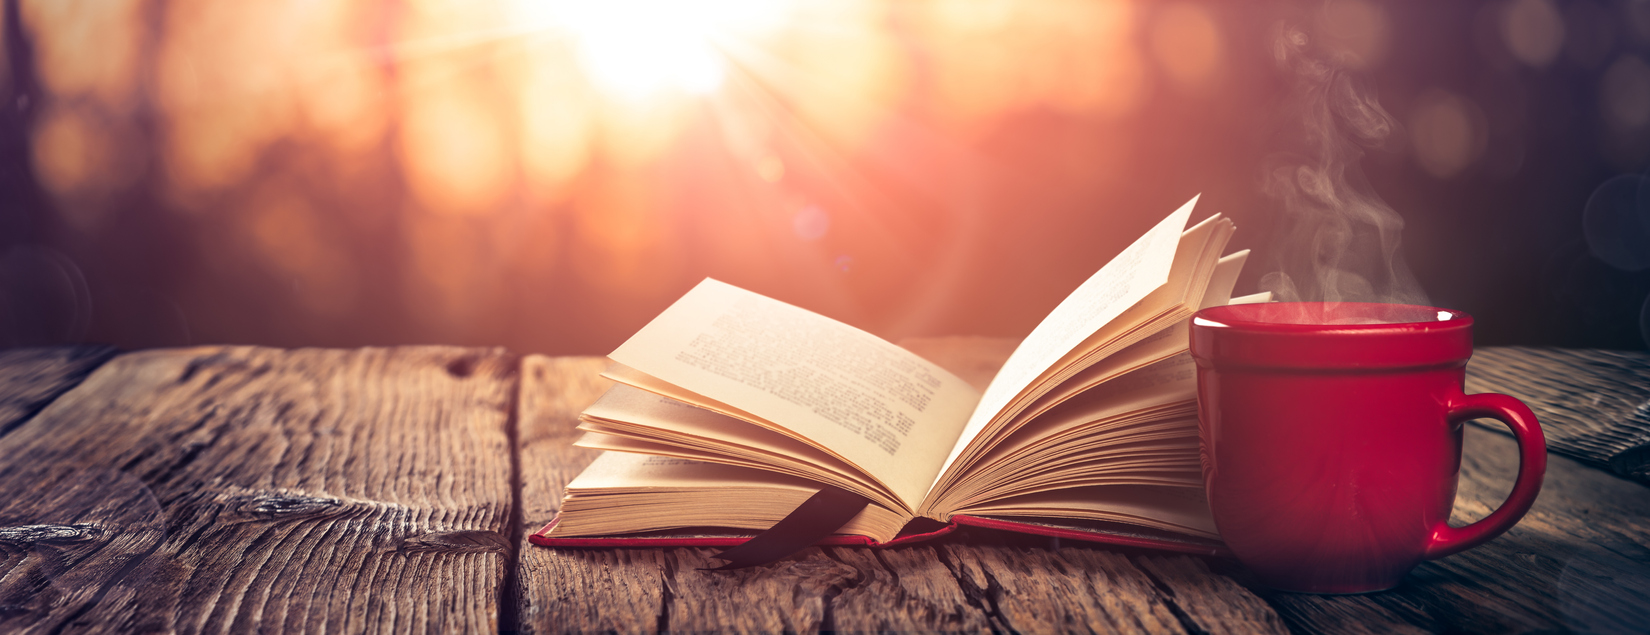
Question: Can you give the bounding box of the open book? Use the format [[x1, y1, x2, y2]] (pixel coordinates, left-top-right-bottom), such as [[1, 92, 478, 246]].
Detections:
[[533, 196, 1265, 555]]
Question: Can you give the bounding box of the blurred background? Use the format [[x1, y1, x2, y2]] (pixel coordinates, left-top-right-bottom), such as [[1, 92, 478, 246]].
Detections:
[[2, 0, 1649, 355]]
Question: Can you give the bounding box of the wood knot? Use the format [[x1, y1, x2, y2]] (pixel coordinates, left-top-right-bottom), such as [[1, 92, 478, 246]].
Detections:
[[446, 356, 478, 378], [233, 494, 344, 521], [0, 523, 103, 546], [398, 530, 511, 554], [177, 351, 266, 384]]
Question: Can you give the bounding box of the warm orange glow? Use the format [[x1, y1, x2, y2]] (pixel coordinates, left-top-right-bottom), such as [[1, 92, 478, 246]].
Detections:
[[30, 105, 99, 198], [757, 156, 785, 183], [21, 0, 145, 106], [28, 104, 144, 231], [403, 210, 506, 333], [782, 5, 908, 148], [515, 48, 596, 203], [18, 0, 1355, 353], [1150, 3, 1223, 91], [398, 88, 516, 216], [244, 182, 360, 317], [920, 0, 1020, 130], [569, 171, 681, 298], [919, 0, 1144, 133], [152, 0, 303, 201], [517, 0, 788, 99], [291, 5, 389, 160], [599, 98, 690, 169]]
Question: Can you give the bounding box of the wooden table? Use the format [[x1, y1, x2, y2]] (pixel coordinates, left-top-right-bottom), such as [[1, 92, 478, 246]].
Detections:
[[0, 341, 1647, 633]]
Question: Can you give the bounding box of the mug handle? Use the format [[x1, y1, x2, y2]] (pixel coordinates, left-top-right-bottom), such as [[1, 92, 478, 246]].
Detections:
[[1422, 393, 1547, 560]]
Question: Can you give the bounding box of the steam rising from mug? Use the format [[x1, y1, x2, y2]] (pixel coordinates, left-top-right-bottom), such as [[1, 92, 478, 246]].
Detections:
[[1260, 22, 1429, 307]]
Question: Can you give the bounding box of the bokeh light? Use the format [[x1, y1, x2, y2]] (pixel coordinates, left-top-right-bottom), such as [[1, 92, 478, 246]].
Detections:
[[1150, 3, 1224, 91], [1409, 90, 1488, 179], [398, 88, 516, 216], [30, 105, 98, 199], [1501, 0, 1566, 68], [21, 0, 144, 106], [7, 0, 1650, 353], [243, 180, 361, 318], [1317, 0, 1389, 69], [1601, 55, 1650, 131]]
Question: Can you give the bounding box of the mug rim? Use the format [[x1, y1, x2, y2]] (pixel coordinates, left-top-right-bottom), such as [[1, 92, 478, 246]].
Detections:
[[1190, 302, 1475, 370], [1193, 302, 1473, 333]]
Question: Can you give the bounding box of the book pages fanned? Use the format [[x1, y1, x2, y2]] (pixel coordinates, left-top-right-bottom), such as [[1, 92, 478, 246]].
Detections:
[[608, 278, 982, 510], [933, 197, 1197, 491], [542, 195, 1256, 549]]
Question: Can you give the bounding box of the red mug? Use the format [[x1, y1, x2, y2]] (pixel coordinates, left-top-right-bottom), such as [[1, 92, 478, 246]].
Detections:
[[1188, 302, 1546, 594]]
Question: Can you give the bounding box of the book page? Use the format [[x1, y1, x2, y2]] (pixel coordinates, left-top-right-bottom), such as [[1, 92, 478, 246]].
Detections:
[[932, 354, 1200, 513], [551, 452, 911, 542], [1201, 250, 1249, 310], [925, 212, 1230, 512], [984, 354, 1197, 463], [609, 278, 982, 511], [999, 247, 1248, 437], [578, 383, 904, 509], [954, 484, 1218, 539], [1009, 216, 1229, 413], [574, 431, 905, 507], [929, 197, 1197, 494]]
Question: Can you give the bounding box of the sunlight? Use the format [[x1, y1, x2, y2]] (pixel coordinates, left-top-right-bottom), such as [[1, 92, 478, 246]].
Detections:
[[517, 0, 789, 99]]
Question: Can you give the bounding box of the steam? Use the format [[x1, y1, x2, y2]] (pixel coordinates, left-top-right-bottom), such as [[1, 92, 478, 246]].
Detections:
[[1259, 23, 1429, 307]]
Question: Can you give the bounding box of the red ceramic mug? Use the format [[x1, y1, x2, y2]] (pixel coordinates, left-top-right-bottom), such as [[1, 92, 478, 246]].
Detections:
[[1188, 302, 1546, 594]]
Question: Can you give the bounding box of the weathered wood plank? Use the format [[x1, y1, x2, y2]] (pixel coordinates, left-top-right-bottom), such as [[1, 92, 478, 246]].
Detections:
[[1262, 424, 1650, 634], [666, 547, 861, 632], [1130, 554, 1291, 635], [514, 355, 667, 632], [940, 542, 1191, 633], [826, 545, 994, 632], [1467, 346, 1650, 483], [0, 346, 516, 634], [0, 346, 117, 436]]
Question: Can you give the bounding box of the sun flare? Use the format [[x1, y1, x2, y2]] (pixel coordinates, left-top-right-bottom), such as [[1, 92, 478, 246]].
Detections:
[[517, 0, 789, 98]]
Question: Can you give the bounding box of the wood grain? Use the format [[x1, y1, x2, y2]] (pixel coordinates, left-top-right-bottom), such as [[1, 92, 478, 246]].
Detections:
[[514, 355, 667, 632], [666, 547, 860, 631], [947, 541, 1250, 633], [1130, 554, 1291, 634], [827, 545, 994, 632], [0, 346, 116, 436], [1467, 346, 1650, 482], [2, 340, 1628, 632], [0, 346, 516, 634]]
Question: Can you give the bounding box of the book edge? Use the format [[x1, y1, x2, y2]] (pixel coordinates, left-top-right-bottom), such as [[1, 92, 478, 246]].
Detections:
[[528, 514, 1229, 557]]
